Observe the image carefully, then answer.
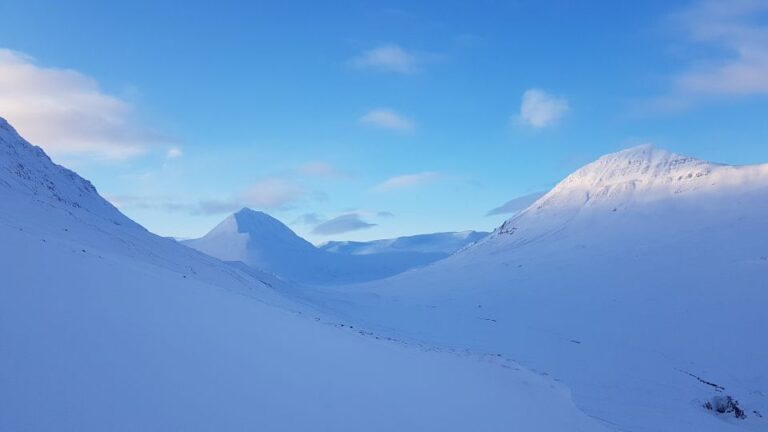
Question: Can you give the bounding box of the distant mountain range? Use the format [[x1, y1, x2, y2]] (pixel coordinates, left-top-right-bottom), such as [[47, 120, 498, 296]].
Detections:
[[182, 208, 486, 285], [320, 230, 488, 255]]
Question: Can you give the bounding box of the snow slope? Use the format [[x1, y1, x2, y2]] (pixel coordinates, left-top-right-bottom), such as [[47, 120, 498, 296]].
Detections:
[[183, 209, 446, 285], [294, 145, 768, 432], [0, 117, 609, 431], [320, 230, 488, 256]]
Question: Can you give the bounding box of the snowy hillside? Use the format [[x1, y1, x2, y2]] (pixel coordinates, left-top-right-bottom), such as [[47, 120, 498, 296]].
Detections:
[[294, 145, 768, 432], [183, 209, 445, 285], [1, 117, 613, 431], [320, 230, 488, 256]]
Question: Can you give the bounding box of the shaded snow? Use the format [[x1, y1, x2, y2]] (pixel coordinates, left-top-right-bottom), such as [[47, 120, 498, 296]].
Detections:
[[0, 117, 607, 431]]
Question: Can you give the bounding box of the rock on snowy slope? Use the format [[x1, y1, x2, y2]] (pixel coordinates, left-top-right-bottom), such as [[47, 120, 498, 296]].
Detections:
[[0, 117, 609, 431], [183, 209, 447, 285], [293, 145, 768, 432], [320, 230, 488, 256]]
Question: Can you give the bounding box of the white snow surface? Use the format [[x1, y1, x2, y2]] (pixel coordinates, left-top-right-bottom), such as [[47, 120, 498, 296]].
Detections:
[[0, 116, 608, 431], [293, 145, 768, 432], [183, 209, 447, 285]]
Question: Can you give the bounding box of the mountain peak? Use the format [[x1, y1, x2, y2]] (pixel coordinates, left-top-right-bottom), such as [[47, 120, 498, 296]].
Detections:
[[521, 145, 728, 213], [231, 208, 293, 233], [491, 145, 768, 239], [562, 145, 714, 190]]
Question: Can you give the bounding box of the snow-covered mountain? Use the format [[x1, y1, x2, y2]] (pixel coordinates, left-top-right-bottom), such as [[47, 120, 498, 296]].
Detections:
[[320, 230, 488, 256], [295, 145, 768, 432], [183, 209, 447, 285], [0, 117, 610, 431]]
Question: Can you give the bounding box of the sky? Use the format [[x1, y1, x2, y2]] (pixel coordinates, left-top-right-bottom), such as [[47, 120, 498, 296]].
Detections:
[[1, 0, 767, 243]]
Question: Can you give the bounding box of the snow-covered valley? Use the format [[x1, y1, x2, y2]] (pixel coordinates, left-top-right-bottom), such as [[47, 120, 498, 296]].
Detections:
[[1, 116, 766, 432], [0, 117, 609, 431], [291, 145, 768, 431]]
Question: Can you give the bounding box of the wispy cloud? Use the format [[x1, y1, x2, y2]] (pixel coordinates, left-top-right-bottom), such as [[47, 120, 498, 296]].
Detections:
[[517, 89, 569, 128], [298, 161, 347, 179], [165, 147, 183, 159], [106, 194, 191, 213], [486, 191, 547, 216], [649, 1, 768, 111], [372, 172, 439, 192], [293, 212, 324, 225], [311, 213, 376, 235], [349, 44, 419, 73], [233, 177, 306, 210], [111, 177, 309, 216], [0, 48, 167, 161], [360, 108, 415, 132]]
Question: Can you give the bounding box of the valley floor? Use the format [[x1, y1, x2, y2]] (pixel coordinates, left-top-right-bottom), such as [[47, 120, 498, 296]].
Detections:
[[0, 220, 607, 432]]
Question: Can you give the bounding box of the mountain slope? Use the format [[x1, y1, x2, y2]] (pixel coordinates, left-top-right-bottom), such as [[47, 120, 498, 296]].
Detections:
[[320, 230, 488, 256], [294, 145, 768, 432], [0, 117, 610, 431], [183, 209, 445, 285]]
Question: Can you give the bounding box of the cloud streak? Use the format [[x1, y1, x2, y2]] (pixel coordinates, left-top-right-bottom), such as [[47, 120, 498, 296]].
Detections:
[[0, 48, 166, 161], [311, 213, 376, 235], [517, 89, 569, 128], [298, 161, 347, 179], [646, 1, 768, 111], [360, 108, 415, 132], [111, 177, 309, 216], [372, 172, 439, 192], [675, 0, 768, 96], [486, 191, 547, 216], [349, 44, 418, 73]]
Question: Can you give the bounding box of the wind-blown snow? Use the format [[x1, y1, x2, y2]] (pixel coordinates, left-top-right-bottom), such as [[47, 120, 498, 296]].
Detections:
[[294, 145, 768, 432], [0, 117, 608, 431]]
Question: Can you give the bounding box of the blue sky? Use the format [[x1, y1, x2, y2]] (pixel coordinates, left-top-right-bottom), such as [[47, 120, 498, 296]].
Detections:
[[1, 0, 767, 242]]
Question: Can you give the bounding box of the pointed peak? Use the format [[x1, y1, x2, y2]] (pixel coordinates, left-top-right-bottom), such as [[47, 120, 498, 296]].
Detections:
[[232, 208, 284, 226], [234, 207, 269, 217]]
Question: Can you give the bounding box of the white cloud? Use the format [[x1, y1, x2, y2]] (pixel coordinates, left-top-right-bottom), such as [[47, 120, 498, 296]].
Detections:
[[486, 191, 547, 216], [194, 177, 308, 215], [517, 89, 569, 128], [360, 108, 415, 132], [298, 161, 346, 178], [165, 147, 183, 159], [240, 177, 306, 208], [311, 213, 376, 235], [670, 0, 768, 98], [372, 172, 439, 192], [0, 48, 165, 160], [349, 44, 418, 73]]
